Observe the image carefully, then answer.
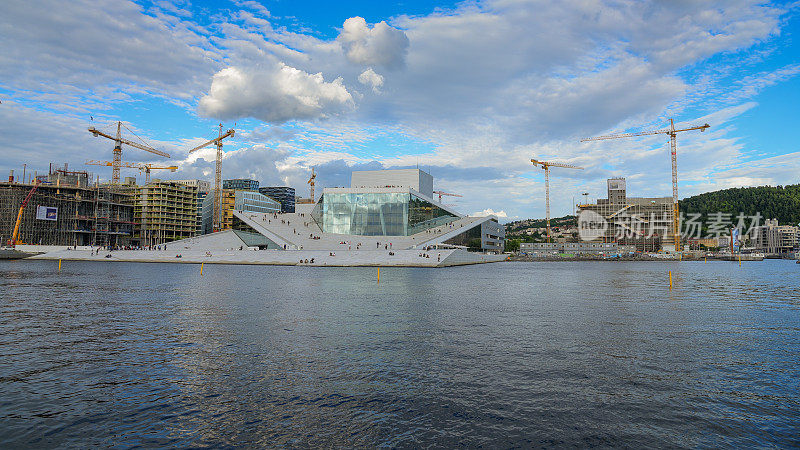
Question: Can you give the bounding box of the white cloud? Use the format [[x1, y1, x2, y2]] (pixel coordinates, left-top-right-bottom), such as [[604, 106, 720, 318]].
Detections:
[[337, 17, 409, 69], [197, 64, 354, 123], [0, 0, 218, 103], [357, 68, 384, 93], [0, 0, 796, 222], [472, 208, 508, 218]]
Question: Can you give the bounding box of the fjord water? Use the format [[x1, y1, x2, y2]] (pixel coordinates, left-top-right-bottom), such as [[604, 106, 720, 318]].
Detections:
[[1, 260, 798, 447]]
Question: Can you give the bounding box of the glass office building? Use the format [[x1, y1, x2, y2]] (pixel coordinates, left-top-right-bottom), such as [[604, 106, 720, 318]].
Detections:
[[311, 191, 459, 236], [223, 178, 259, 191], [234, 190, 281, 214], [258, 186, 296, 213]]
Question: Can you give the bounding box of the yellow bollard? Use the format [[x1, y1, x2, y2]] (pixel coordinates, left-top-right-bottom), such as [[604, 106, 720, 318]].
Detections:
[[669, 270, 672, 289], [377, 267, 380, 283], [58, 259, 62, 271], [200, 262, 204, 276], [739, 254, 741, 267]]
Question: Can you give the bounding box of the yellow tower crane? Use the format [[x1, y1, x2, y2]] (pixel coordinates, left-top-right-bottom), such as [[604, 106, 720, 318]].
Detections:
[[85, 160, 178, 183], [308, 167, 316, 203], [581, 118, 709, 252], [187, 124, 235, 232], [88, 121, 170, 184], [530, 159, 584, 243]]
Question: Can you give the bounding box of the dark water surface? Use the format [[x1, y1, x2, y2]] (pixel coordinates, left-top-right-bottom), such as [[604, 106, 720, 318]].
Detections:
[[1, 260, 799, 447]]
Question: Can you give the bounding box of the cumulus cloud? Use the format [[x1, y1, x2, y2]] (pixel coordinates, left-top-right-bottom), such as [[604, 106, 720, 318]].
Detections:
[[358, 68, 384, 93], [472, 208, 508, 219], [338, 17, 409, 69], [197, 64, 354, 123]]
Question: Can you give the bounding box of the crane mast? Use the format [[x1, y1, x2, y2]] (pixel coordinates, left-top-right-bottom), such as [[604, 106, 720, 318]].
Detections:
[[188, 124, 235, 232], [308, 168, 316, 203], [530, 159, 584, 243], [581, 118, 709, 252]]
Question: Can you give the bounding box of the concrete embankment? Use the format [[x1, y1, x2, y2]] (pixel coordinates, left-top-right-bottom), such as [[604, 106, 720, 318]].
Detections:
[[29, 248, 507, 267]]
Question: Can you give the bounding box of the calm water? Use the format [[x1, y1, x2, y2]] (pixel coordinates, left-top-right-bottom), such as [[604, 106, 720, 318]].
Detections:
[[1, 259, 799, 447]]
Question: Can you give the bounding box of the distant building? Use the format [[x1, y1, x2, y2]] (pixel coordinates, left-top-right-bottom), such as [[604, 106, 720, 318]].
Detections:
[[520, 242, 637, 254], [173, 179, 211, 192], [223, 178, 259, 191], [258, 186, 296, 213], [749, 219, 799, 255], [577, 177, 673, 252], [201, 189, 281, 233], [303, 168, 503, 252]]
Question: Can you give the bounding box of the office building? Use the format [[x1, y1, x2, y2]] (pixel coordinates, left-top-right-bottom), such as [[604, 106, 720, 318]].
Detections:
[[223, 179, 259, 191], [258, 186, 296, 213]]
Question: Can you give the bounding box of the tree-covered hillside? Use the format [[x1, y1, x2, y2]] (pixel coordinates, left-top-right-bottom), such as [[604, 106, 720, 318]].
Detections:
[[680, 184, 800, 226]]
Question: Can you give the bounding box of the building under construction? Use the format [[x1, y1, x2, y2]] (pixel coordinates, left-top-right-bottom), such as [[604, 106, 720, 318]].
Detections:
[[117, 179, 198, 245], [577, 178, 674, 252], [0, 165, 133, 247]]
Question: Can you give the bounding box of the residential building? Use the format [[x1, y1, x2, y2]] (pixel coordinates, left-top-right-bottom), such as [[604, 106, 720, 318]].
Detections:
[[122, 181, 197, 245], [749, 219, 799, 255], [172, 179, 211, 236]]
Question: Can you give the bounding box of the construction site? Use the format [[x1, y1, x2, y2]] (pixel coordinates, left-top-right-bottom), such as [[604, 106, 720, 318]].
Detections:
[[0, 165, 134, 247], [577, 177, 673, 252]]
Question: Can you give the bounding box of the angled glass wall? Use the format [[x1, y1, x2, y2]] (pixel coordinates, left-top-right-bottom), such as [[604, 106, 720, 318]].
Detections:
[[311, 192, 458, 236]]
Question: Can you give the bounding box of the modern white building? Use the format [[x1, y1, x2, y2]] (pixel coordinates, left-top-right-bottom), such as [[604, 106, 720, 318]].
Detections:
[[231, 168, 505, 253]]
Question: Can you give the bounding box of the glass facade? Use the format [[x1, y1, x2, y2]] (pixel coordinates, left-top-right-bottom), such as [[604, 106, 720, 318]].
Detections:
[[223, 179, 259, 191], [311, 192, 458, 236], [234, 191, 281, 214]]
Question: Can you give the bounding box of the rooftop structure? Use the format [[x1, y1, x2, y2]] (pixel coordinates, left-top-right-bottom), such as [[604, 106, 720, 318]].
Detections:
[[223, 178, 259, 191], [173, 179, 211, 193], [350, 168, 434, 199]]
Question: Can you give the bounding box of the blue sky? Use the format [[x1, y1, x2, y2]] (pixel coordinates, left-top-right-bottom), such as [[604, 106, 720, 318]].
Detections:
[[1, 0, 798, 221]]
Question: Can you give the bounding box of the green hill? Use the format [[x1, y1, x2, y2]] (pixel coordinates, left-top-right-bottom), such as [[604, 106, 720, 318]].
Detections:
[[680, 184, 800, 226]]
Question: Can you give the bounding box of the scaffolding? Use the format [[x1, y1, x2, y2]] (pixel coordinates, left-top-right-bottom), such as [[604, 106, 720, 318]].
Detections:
[[577, 178, 674, 252], [0, 180, 133, 247]]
